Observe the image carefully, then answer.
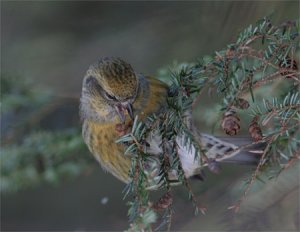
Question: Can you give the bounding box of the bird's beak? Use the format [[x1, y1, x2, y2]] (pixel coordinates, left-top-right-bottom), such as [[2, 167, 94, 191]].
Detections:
[[126, 103, 134, 120], [115, 103, 134, 123]]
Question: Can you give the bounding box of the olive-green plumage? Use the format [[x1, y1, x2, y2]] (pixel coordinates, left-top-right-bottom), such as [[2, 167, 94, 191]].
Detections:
[[80, 57, 168, 182], [86, 57, 139, 100]]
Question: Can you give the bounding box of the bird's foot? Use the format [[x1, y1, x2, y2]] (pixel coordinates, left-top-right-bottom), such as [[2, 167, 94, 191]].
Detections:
[[207, 158, 221, 174]]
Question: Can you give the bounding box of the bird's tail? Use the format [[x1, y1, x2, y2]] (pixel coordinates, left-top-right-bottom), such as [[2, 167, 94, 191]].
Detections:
[[199, 133, 265, 165], [175, 133, 265, 179]]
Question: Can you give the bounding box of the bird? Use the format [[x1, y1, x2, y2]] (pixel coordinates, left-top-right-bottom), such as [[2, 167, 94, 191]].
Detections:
[[80, 57, 263, 185]]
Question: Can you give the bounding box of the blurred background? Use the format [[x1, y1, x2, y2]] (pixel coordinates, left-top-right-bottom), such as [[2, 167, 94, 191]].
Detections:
[[1, 1, 299, 231]]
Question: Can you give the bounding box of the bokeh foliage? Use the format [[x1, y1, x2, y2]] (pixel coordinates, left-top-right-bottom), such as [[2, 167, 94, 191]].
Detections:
[[1, 76, 95, 192]]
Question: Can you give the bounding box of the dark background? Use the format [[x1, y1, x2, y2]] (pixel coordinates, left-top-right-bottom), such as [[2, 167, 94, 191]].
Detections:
[[1, 1, 299, 231]]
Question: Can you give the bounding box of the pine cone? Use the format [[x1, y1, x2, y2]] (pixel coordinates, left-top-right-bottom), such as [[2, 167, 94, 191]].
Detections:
[[279, 56, 298, 79], [249, 116, 263, 141], [221, 109, 240, 136], [152, 191, 173, 210], [235, 98, 250, 109]]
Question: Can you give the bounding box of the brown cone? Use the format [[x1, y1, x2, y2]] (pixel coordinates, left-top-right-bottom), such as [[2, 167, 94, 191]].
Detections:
[[235, 98, 250, 109], [152, 191, 173, 210], [249, 115, 263, 141], [222, 109, 240, 136]]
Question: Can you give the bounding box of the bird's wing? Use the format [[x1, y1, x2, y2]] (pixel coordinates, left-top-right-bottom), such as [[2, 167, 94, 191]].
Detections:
[[145, 131, 264, 179]]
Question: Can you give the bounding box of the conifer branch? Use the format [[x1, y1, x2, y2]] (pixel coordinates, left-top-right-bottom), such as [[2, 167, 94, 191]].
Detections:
[[118, 17, 299, 229]]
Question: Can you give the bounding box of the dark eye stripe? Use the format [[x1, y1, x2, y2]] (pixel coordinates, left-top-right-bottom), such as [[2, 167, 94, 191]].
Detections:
[[105, 92, 117, 101], [85, 76, 118, 101]]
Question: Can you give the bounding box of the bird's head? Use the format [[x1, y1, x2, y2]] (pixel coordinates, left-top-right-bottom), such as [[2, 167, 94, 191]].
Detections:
[[80, 57, 138, 123]]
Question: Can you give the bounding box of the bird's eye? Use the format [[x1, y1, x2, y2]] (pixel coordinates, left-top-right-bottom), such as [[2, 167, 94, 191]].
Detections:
[[105, 92, 117, 101]]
